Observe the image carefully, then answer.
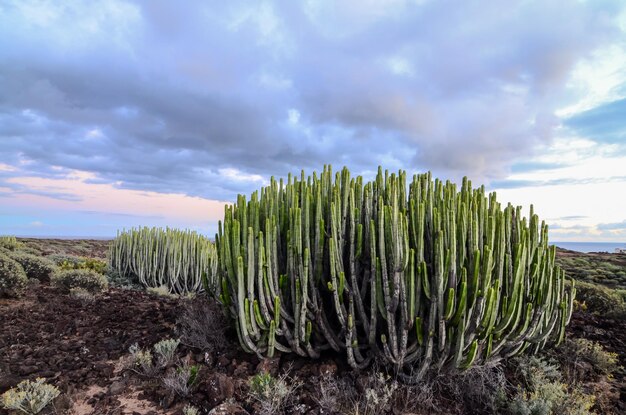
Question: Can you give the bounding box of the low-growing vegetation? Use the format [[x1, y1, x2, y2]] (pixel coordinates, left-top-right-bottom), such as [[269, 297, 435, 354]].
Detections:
[[0, 378, 60, 415], [127, 343, 158, 376], [146, 284, 178, 298], [176, 296, 231, 354], [0, 252, 28, 297], [557, 250, 626, 290], [8, 252, 57, 282], [0, 235, 19, 251], [51, 268, 109, 293], [573, 280, 626, 318], [555, 338, 620, 382], [50, 254, 107, 274], [507, 356, 596, 415], [248, 370, 302, 415], [69, 287, 96, 304], [154, 338, 180, 368], [162, 360, 200, 397]]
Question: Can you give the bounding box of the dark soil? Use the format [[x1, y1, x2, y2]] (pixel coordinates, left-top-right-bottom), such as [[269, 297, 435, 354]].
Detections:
[[2, 284, 624, 414], [0, 285, 180, 414], [0, 282, 332, 414]]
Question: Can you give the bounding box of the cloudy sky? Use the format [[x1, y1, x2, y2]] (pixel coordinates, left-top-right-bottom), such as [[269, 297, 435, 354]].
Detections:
[[1, 0, 625, 241]]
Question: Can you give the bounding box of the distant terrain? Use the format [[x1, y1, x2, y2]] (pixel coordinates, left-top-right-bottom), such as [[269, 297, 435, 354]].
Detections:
[[557, 248, 626, 290], [17, 237, 110, 259]]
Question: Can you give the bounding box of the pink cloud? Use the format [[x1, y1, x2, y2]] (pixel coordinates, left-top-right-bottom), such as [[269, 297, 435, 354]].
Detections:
[[6, 170, 228, 226]]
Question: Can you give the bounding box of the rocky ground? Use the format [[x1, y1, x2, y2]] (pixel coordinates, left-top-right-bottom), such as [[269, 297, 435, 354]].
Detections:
[[567, 311, 626, 405], [2, 282, 625, 415], [0, 283, 350, 415], [1, 239, 625, 414]]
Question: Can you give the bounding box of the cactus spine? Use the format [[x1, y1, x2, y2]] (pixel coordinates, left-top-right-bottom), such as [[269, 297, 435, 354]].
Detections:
[[216, 166, 575, 380]]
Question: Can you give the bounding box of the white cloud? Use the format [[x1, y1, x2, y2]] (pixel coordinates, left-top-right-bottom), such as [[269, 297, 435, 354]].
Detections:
[[218, 168, 267, 184], [86, 128, 104, 139], [287, 108, 300, 125], [385, 56, 414, 76], [557, 44, 626, 117]]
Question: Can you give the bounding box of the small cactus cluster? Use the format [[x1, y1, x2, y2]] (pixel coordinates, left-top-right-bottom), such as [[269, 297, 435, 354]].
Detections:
[[108, 227, 217, 295], [215, 166, 575, 380]]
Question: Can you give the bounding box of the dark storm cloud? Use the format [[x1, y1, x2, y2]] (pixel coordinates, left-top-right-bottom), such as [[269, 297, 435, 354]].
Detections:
[[0, 0, 624, 201]]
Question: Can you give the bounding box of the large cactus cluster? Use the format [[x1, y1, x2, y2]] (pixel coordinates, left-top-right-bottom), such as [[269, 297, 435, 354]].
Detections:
[[109, 227, 217, 295], [215, 166, 575, 379]]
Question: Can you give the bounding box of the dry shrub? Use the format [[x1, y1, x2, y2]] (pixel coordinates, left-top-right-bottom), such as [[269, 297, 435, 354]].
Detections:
[[162, 360, 200, 397], [248, 368, 302, 415], [507, 356, 596, 415], [555, 337, 619, 382], [69, 287, 96, 304], [317, 370, 398, 415], [1, 378, 60, 415], [177, 296, 231, 354]]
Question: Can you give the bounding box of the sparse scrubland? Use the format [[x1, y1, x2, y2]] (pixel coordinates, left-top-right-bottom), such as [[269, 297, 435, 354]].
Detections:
[[1, 167, 624, 414]]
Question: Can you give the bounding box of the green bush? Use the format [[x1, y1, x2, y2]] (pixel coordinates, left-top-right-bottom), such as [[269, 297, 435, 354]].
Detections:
[[508, 356, 595, 415], [9, 252, 57, 282], [48, 254, 107, 274], [575, 281, 626, 317], [48, 254, 83, 267], [0, 253, 28, 298], [557, 338, 619, 381], [52, 269, 109, 293], [16, 246, 42, 256], [0, 235, 18, 251]]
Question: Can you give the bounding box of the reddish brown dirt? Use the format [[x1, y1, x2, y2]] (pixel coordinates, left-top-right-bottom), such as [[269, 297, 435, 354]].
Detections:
[[1, 282, 624, 414], [0, 285, 180, 414]]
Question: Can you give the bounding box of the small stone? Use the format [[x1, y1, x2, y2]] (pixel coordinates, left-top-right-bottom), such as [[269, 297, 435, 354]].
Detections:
[[318, 360, 338, 377], [208, 402, 249, 415], [218, 355, 230, 367], [0, 374, 21, 392], [108, 380, 126, 395], [256, 356, 280, 376], [233, 361, 251, 377], [18, 365, 39, 375], [206, 373, 235, 407]]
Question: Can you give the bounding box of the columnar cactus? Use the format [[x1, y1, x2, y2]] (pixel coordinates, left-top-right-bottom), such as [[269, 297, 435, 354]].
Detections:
[[109, 227, 218, 295], [215, 166, 575, 380]]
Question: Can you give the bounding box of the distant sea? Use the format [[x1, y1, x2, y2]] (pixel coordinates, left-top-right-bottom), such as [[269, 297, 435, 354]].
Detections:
[[553, 242, 626, 253]]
